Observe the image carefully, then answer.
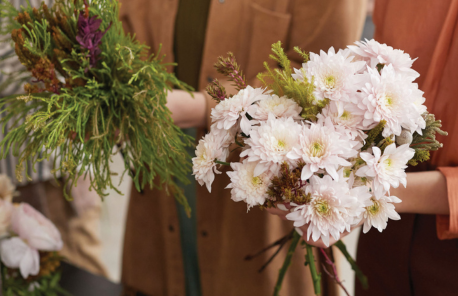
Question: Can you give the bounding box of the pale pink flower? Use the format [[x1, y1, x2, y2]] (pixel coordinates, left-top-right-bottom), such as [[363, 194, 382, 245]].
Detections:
[[348, 39, 420, 81], [286, 175, 356, 246], [287, 117, 358, 181], [192, 130, 230, 192], [358, 65, 420, 137], [293, 47, 366, 112], [240, 114, 302, 176], [211, 86, 268, 135], [1, 203, 63, 279], [0, 237, 39, 278], [226, 160, 273, 210], [250, 94, 302, 121], [11, 203, 63, 251], [356, 144, 414, 197], [356, 192, 401, 233]]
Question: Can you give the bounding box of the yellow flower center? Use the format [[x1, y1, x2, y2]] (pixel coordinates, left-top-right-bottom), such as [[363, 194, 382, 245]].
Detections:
[[340, 110, 351, 120], [310, 141, 325, 157], [367, 198, 380, 216], [277, 139, 286, 149], [325, 75, 336, 89], [384, 158, 392, 167], [314, 199, 331, 216], [252, 176, 263, 186]]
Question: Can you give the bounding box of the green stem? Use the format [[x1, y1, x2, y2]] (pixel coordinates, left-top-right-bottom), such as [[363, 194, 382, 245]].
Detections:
[[273, 230, 301, 296], [304, 242, 321, 295], [334, 240, 368, 289], [215, 160, 230, 166]]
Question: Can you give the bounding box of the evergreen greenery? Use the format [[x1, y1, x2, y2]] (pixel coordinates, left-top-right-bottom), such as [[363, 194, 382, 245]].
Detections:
[[0, 0, 192, 214], [257, 41, 328, 121]]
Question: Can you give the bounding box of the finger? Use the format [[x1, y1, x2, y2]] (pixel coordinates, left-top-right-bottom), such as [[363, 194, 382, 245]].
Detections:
[[265, 207, 288, 216]]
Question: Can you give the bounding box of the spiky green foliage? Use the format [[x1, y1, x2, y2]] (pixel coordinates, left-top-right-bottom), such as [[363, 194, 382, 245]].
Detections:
[[0, 0, 193, 214], [409, 112, 447, 166], [361, 120, 386, 151], [257, 41, 327, 120]]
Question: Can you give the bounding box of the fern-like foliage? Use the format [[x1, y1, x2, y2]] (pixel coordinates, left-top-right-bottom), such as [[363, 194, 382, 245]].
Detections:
[[0, 0, 193, 215], [257, 41, 327, 120]]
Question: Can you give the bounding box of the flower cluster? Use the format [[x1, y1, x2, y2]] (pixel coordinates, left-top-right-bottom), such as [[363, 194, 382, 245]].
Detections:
[[0, 175, 63, 292], [194, 40, 446, 248]]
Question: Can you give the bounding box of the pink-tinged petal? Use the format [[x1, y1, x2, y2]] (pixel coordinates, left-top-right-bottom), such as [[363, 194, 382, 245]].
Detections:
[[325, 165, 338, 181], [0, 237, 27, 268], [253, 162, 269, 177], [11, 203, 63, 252], [240, 116, 252, 135], [19, 247, 39, 279], [372, 146, 382, 159], [301, 165, 313, 181]]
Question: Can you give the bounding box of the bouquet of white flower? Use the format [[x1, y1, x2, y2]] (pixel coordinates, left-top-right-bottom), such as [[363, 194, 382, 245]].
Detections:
[[194, 40, 447, 295], [0, 175, 66, 295]]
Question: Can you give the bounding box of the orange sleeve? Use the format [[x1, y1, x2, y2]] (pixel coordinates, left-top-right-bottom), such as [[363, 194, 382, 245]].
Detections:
[[436, 167, 458, 239]]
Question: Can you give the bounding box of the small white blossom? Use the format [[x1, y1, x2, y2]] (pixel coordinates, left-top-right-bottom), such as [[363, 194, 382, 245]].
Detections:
[[226, 160, 273, 210], [211, 86, 268, 135], [192, 131, 230, 192], [356, 192, 401, 233], [250, 94, 302, 121], [356, 144, 414, 197], [240, 114, 302, 176], [293, 47, 366, 112], [348, 39, 420, 81], [317, 101, 367, 141], [287, 117, 358, 181]]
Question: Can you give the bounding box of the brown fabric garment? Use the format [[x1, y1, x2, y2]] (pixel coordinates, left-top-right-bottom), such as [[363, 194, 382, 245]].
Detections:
[[119, 0, 367, 295], [356, 1, 458, 295]]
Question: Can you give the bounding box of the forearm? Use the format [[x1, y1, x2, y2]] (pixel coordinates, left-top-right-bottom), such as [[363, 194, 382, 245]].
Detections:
[[393, 171, 450, 215], [166, 90, 207, 129]]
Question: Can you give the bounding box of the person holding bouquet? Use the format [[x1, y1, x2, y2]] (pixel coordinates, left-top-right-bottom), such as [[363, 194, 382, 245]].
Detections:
[[267, 1, 458, 295], [119, 0, 367, 295]]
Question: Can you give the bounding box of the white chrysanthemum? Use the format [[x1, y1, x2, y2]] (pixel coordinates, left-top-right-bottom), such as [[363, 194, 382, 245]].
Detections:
[[317, 101, 367, 141], [356, 144, 414, 197], [287, 117, 358, 181], [240, 114, 302, 176], [211, 86, 268, 135], [293, 47, 366, 111], [0, 175, 15, 202], [356, 193, 401, 233], [226, 160, 273, 210], [193, 131, 230, 192], [358, 65, 421, 137], [348, 39, 420, 81], [250, 94, 302, 121], [286, 175, 355, 246], [402, 85, 427, 134]]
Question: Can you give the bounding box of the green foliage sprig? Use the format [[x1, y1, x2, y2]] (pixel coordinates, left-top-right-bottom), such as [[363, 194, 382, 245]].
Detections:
[[0, 0, 192, 213], [409, 112, 447, 166], [257, 41, 327, 121]]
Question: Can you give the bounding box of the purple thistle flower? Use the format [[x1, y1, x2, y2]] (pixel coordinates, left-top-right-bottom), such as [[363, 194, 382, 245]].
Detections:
[[76, 10, 111, 68]]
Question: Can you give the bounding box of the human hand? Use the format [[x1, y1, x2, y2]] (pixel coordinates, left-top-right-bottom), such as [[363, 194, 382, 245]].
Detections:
[[166, 89, 207, 129], [266, 205, 361, 248]]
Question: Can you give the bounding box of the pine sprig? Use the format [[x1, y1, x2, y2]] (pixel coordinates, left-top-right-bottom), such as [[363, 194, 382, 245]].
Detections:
[[257, 41, 326, 121]]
